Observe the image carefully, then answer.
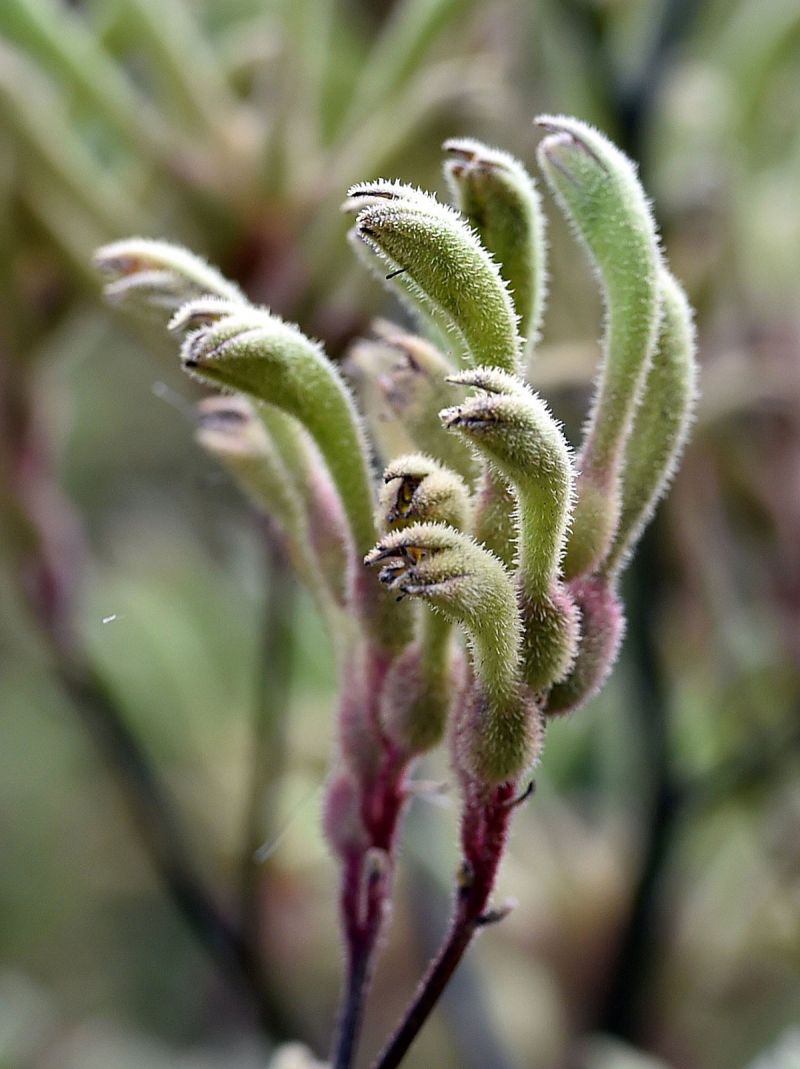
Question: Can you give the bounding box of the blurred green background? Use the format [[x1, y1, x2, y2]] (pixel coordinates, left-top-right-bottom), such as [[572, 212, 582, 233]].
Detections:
[[1, 1, 799, 1067]]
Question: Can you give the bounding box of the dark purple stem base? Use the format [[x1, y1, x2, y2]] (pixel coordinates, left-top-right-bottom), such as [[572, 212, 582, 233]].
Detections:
[[371, 779, 517, 1069], [333, 751, 409, 1069]]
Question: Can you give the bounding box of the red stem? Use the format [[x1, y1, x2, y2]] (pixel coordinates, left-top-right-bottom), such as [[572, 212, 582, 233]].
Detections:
[[332, 748, 410, 1069], [371, 780, 516, 1069]]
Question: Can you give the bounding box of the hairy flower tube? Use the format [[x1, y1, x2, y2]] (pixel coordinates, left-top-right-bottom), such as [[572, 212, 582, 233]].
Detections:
[[536, 115, 663, 579], [95, 237, 245, 309], [366, 524, 540, 785], [345, 182, 522, 372], [441, 367, 579, 690], [444, 138, 547, 358], [96, 115, 696, 1069]]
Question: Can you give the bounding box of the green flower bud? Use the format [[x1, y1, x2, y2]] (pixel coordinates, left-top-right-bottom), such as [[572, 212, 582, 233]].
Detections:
[[377, 455, 471, 756], [441, 368, 579, 689], [536, 116, 663, 578], [604, 268, 698, 576], [379, 453, 471, 533], [350, 323, 476, 480], [196, 394, 306, 539], [196, 396, 341, 636], [95, 238, 245, 312], [260, 407, 351, 609], [345, 221, 452, 352], [441, 368, 572, 597], [344, 330, 418, 466], [366, 524, 520, 708], [444, 138, 547, 359], [544, 576, 624, 717], [171, 299, 411, 650], [171, 300, 376, 560], [347, 182, 521, 372], [365, 524, 538, 783]]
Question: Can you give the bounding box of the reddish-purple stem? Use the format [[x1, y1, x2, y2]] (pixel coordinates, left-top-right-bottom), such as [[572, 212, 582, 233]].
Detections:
[[370, 780, 516, 1069], [332, 730, 411, 1069]]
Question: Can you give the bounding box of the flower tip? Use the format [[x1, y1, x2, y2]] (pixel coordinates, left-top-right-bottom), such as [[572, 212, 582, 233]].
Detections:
[[535, 117, 609, 176], [442, 138, 478, 161], [168, 296, 239, 334], [93, 239, 142, 276], [533, 113, 563, 132], [438, 404, 462, 429], [363, 545, 386, 567]]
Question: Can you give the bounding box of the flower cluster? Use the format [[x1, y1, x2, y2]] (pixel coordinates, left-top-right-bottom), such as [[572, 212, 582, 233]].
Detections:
[[96, 115, 697, 1069]]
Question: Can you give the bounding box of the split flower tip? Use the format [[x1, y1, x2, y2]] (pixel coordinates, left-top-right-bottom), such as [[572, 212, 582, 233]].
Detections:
[[444, 366, 523, 396], [168, 295, 250, 333], [442, 137, 520, 178], [343, 182, 461, 237], [364, 524, 511, 627], [195, 394, 269, 457], [439, 368, 525, 433], [534, 114, 611, 176], [94, 237, 245, 309], [379, 453, 471, 532], [347, 177, 522, 373], [342, 180, 432, 215], [439, 368, 571, 473]]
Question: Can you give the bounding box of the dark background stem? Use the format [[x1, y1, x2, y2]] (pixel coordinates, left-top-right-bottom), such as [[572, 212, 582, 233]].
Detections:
[[593, 525, 679, 1041], [56, 657, 278, 1031], [239, 526, 298, 1039], [0, 369, 286, 1035]]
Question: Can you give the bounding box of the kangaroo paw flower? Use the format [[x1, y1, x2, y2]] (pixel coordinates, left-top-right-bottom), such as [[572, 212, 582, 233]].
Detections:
[[604, 268, 699, 577], [380, 453, 471, 533], [442, 368, 579, 689], [377, 456, 471, 756], [95, 238, 244, 312], [444, 139, 547, 358], [536, 115, 663, 579], [347, 182, 521, 372], [366, 525, 538, 783]]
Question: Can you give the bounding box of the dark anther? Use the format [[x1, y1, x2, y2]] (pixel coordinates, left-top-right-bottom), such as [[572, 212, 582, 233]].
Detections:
[[385, 267, 408, 281]]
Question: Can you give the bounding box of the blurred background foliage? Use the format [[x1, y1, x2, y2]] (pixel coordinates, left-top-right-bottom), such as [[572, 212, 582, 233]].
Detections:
[[0, 0, 799, 1067]]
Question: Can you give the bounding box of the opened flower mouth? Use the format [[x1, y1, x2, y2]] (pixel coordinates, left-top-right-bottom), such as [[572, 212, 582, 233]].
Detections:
[[366, 537, 468, 600]]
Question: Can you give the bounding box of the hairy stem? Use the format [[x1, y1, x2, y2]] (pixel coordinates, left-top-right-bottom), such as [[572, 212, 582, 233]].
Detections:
[[333, 752, 409, 1069], [371, 780, 516, 1069]]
